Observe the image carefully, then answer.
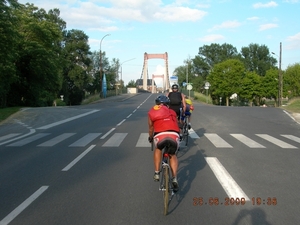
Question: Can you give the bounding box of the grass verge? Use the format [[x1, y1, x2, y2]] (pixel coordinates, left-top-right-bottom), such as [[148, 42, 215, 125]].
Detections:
[[0, 107, 22, 123]]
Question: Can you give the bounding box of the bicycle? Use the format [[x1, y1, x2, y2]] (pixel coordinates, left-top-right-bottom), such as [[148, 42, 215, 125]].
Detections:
[[151, 141, 176, 215], [181, 114, 189, 146]]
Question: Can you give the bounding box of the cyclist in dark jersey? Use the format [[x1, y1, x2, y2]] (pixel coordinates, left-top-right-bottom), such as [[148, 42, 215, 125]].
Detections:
[[167, 84, 186, 120], [167, 84, 186, 140]]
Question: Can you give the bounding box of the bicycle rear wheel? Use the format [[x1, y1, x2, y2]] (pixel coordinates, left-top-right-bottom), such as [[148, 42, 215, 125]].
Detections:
[[163, 166, 169, 215], [183, 122, 189, 146]]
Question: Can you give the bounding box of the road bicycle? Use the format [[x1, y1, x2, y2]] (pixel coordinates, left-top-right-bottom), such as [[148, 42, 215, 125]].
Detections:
[[181, 114, 189, 146], [152, 141, 176, 215]]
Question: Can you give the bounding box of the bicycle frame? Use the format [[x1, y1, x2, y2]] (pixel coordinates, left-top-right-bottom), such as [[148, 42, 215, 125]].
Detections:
[[182, 114, 189, 146], [159, 148, 175, 215]]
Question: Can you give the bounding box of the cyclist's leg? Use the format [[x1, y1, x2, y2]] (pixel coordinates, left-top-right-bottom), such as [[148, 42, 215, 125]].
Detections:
[[153, 134, 163, 181]]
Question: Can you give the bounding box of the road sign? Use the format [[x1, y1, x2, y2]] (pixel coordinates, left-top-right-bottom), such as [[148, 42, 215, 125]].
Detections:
[[187, 84, 193, 90]]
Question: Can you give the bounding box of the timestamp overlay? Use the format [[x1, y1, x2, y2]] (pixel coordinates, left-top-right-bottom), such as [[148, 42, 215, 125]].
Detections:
[[193, 197, 277, 206]]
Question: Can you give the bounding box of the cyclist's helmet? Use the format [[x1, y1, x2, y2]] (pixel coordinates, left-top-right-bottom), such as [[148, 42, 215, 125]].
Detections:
[[171, 84, 179, 90], [155, 95, 170, 106]]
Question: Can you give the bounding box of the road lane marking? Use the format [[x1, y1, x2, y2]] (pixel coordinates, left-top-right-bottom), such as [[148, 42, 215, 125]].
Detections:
[[0, 129, 36, 146], [281, 135, 300, 144], [256, 134, 298, 148], [37, 133, 76, 147], [0, 134, 21, 142], [204, 133, 233, 148], [102, 133, 127, 147], [62, 145, 96, 171], [0, 186, 49, 225], [136, 133, 151, 147], [7, 133, 50, 147], [205, 157, 249, 200], [37, 110, 99, 130], [189, 128, 200, 139], [230, 134, 265, 148], [69, 133, 101, 147], [117, 119, 126, 126], [100, 128, 115, 139]]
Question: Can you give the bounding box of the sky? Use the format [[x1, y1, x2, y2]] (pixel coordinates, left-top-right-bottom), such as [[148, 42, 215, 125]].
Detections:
[[17, 0, 300, 87]]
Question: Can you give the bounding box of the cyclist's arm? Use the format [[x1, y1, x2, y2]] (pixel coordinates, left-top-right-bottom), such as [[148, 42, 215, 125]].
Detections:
[[181, 94, 186, 114], [148, 116, 154, 138]]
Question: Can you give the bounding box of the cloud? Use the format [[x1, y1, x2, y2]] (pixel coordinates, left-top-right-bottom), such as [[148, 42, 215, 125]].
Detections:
[[286, 32, 300, 50], [258, 23, 278, 31], [283, 0, 299, 3], [247, 16, 260, 21], [253, 1, 278, 8], [153, 6, 207, 22], [199, 34, 225, 42], [208, 20, 242, 32]]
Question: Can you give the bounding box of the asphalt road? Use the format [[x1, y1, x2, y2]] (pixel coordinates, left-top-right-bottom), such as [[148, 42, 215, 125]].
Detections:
[[0, 93, 299, 225]]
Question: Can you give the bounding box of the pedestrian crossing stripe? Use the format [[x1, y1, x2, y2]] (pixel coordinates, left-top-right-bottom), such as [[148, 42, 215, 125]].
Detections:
[[230, 134, 265, 148], [204, 133, 233, 148], [38, 133, 76, 147], [0, 133, 21, 142], [102, 133, 127, 147], [7, 133, 50, 147], [281, 135, 300, 144], [1, 131, 299, 149], [256, 134, 297, 149]]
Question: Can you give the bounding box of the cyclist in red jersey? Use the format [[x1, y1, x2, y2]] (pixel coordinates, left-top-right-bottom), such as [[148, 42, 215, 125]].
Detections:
[[148, 95, 180, 192]]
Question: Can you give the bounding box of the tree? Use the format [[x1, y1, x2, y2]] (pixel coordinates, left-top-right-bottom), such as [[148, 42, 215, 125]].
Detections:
[[0, 0, 20, 107], [239, 71, 262, 106], [284, 63, 300, 98], [127, 80, 136, 87], [240, 43, 277, 76], [9, 3, 64, 106], [207, 59, 245, 106], [260, 68, 278, 105], [61, 29, 92, 105]]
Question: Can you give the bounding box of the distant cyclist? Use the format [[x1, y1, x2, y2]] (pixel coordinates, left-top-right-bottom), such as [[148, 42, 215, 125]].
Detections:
[[167, 84, 186, 140], [148, 95, 180, 192], [167, 84, 186, 121], [182, 95, 194, 129]]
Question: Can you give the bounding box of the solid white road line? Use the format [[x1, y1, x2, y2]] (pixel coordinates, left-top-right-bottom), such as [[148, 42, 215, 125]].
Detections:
[[62, 145, 96, 171], [0, 186, 49, 225], [205, 157, 250, 200], [37, 110, 99, 130]]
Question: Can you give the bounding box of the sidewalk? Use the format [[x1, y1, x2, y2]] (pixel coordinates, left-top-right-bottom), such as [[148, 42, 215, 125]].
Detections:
[[291, 112, 300, 124]]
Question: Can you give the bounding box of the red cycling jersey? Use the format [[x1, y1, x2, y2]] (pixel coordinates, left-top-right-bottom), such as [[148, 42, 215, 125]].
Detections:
[[148, 104, 179, 133]]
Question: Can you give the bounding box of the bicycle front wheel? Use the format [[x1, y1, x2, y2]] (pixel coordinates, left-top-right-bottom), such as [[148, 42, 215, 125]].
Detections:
[[163, 166, 169, 215]]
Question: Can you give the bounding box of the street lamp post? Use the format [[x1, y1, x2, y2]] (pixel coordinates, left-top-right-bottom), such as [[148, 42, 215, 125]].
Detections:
[[119, 58, 135, 94], [272, 42, 282, 107], [99, 34, 110, 97]]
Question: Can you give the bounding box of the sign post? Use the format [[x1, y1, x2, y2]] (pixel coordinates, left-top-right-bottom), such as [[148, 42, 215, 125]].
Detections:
[[204, 82, 211, 103]]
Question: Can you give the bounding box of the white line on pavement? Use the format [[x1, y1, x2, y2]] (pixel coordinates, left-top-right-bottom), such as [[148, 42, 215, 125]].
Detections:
[[0, 186, 49, 225], [37, 110, 99, 130], [205, 157, 250, 200], [62, 145, 96, 171]]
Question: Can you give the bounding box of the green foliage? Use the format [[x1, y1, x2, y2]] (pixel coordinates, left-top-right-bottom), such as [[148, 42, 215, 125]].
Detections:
[[127, 80, 136, 87], [0, 106, 21, 123], [284, 63, 300, 98], [208, 59, 245, 106]]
